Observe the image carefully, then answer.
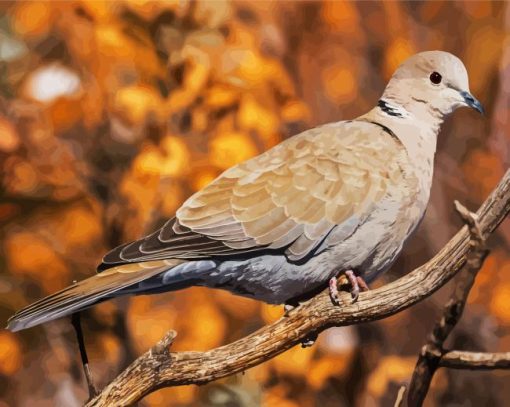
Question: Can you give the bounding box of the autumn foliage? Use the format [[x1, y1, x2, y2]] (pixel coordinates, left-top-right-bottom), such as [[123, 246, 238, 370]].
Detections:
[[0, 1, 509, 406]]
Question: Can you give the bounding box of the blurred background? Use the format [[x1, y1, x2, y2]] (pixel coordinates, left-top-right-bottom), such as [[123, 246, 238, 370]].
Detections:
[[0, 1, 508, 406]]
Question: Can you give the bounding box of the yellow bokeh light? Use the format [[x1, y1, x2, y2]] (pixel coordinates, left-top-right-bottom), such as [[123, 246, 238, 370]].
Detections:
[[209, 131, 258, 170]]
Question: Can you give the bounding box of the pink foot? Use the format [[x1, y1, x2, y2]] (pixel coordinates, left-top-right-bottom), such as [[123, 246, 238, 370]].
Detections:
[[330, 271, 370, 305], [329, 276, 340, 305]]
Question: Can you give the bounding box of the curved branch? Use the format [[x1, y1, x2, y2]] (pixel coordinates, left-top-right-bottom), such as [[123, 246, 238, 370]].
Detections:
[[86, 170, 510, 407]]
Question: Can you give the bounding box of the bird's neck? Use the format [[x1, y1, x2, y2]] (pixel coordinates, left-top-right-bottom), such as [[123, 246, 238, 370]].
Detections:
[[359, 101, 441, 153], [358, 101, 442, 197]]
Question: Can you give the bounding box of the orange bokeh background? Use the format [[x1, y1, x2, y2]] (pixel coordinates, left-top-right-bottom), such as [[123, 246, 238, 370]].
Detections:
[[0, 1, 509, 406]]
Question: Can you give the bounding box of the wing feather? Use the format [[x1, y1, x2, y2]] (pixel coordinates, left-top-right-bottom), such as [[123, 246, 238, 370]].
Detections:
[[8, 260, 182, 331], [268, 224, 304, 249], [99, 121, 407, 269], [255, 217, 298, 245]]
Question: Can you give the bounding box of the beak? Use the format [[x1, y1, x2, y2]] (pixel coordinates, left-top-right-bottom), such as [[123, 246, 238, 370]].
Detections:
[[460, 91, 484, 114]]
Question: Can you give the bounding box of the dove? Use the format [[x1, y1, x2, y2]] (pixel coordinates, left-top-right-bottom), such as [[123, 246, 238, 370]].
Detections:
[[7, 51, 483, 332]]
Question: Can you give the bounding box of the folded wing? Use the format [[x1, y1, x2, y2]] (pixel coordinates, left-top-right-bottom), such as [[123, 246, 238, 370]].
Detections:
[[100, 121, 405, 269], [7, 121, 407, 332]]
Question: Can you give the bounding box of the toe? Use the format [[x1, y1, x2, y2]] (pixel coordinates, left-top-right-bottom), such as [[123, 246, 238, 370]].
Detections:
[[329, 289, 341, 305], [351, 289, 360, 303], [356, 276, 370, 292]]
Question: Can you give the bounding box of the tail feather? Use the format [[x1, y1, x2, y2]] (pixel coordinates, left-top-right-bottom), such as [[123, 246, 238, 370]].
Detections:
[[6, 260, 183, 332]]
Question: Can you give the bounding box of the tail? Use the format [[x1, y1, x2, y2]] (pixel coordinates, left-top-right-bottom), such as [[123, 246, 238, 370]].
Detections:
[[6, 260, 183, 332]]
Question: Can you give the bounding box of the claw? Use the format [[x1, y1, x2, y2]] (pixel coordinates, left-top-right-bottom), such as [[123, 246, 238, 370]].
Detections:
[[345, 270, 360, 302], [329, 276, 340, 305]]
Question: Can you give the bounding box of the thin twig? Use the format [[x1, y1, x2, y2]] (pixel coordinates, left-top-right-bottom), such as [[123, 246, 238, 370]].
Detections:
[[407, 201, 490, 406], [394, 385, 406, 407], [440, 351, 510, 370], [84, 170, 510, 406], [71, 313, 98, 400]]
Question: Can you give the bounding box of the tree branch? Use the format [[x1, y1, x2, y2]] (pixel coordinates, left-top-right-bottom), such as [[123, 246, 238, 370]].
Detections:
[[407, 200, 490, 406], [86, 169, 510, 407], [440, 351, 510, 370]]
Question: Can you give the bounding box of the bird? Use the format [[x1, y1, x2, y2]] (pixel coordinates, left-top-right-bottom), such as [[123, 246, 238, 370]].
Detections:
[[6, 51, 483, 332]]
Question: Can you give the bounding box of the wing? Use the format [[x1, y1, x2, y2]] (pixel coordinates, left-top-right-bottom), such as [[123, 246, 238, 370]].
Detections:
[[99, 120, 406, 270]]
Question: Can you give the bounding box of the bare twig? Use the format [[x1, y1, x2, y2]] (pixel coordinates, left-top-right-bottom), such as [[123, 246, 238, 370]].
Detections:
[[85, 170, 510, 407], [71, 313, 98, 400], [394, 385, 407, 407], [440, 351, 510, 370], [407, 201, 490, 406]]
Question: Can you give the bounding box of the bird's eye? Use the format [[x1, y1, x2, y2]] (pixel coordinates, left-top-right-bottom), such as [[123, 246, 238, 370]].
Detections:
[[430, 72, 442, 84]]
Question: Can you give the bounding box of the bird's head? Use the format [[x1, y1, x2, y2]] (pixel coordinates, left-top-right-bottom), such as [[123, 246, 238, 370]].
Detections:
[[382, 50, 484, 118]]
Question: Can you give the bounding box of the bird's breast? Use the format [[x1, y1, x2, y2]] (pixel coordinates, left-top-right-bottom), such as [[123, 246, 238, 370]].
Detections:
[[323, 151, 432, 282]]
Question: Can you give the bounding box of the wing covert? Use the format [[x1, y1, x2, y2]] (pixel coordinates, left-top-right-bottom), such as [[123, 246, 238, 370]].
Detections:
[[99, 120, 406, 270]]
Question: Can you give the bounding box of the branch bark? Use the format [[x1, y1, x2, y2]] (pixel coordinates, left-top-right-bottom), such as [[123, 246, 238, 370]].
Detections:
[[86, 169, 510, 407]]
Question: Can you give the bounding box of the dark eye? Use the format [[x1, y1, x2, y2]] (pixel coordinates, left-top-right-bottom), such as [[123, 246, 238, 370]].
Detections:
[[430, 71, 442, 84]]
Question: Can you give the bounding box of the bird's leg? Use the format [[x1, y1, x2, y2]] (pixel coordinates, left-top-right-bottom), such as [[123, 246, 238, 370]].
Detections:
[[71, 313, 98, 400], [329, 270, 370, 304]]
